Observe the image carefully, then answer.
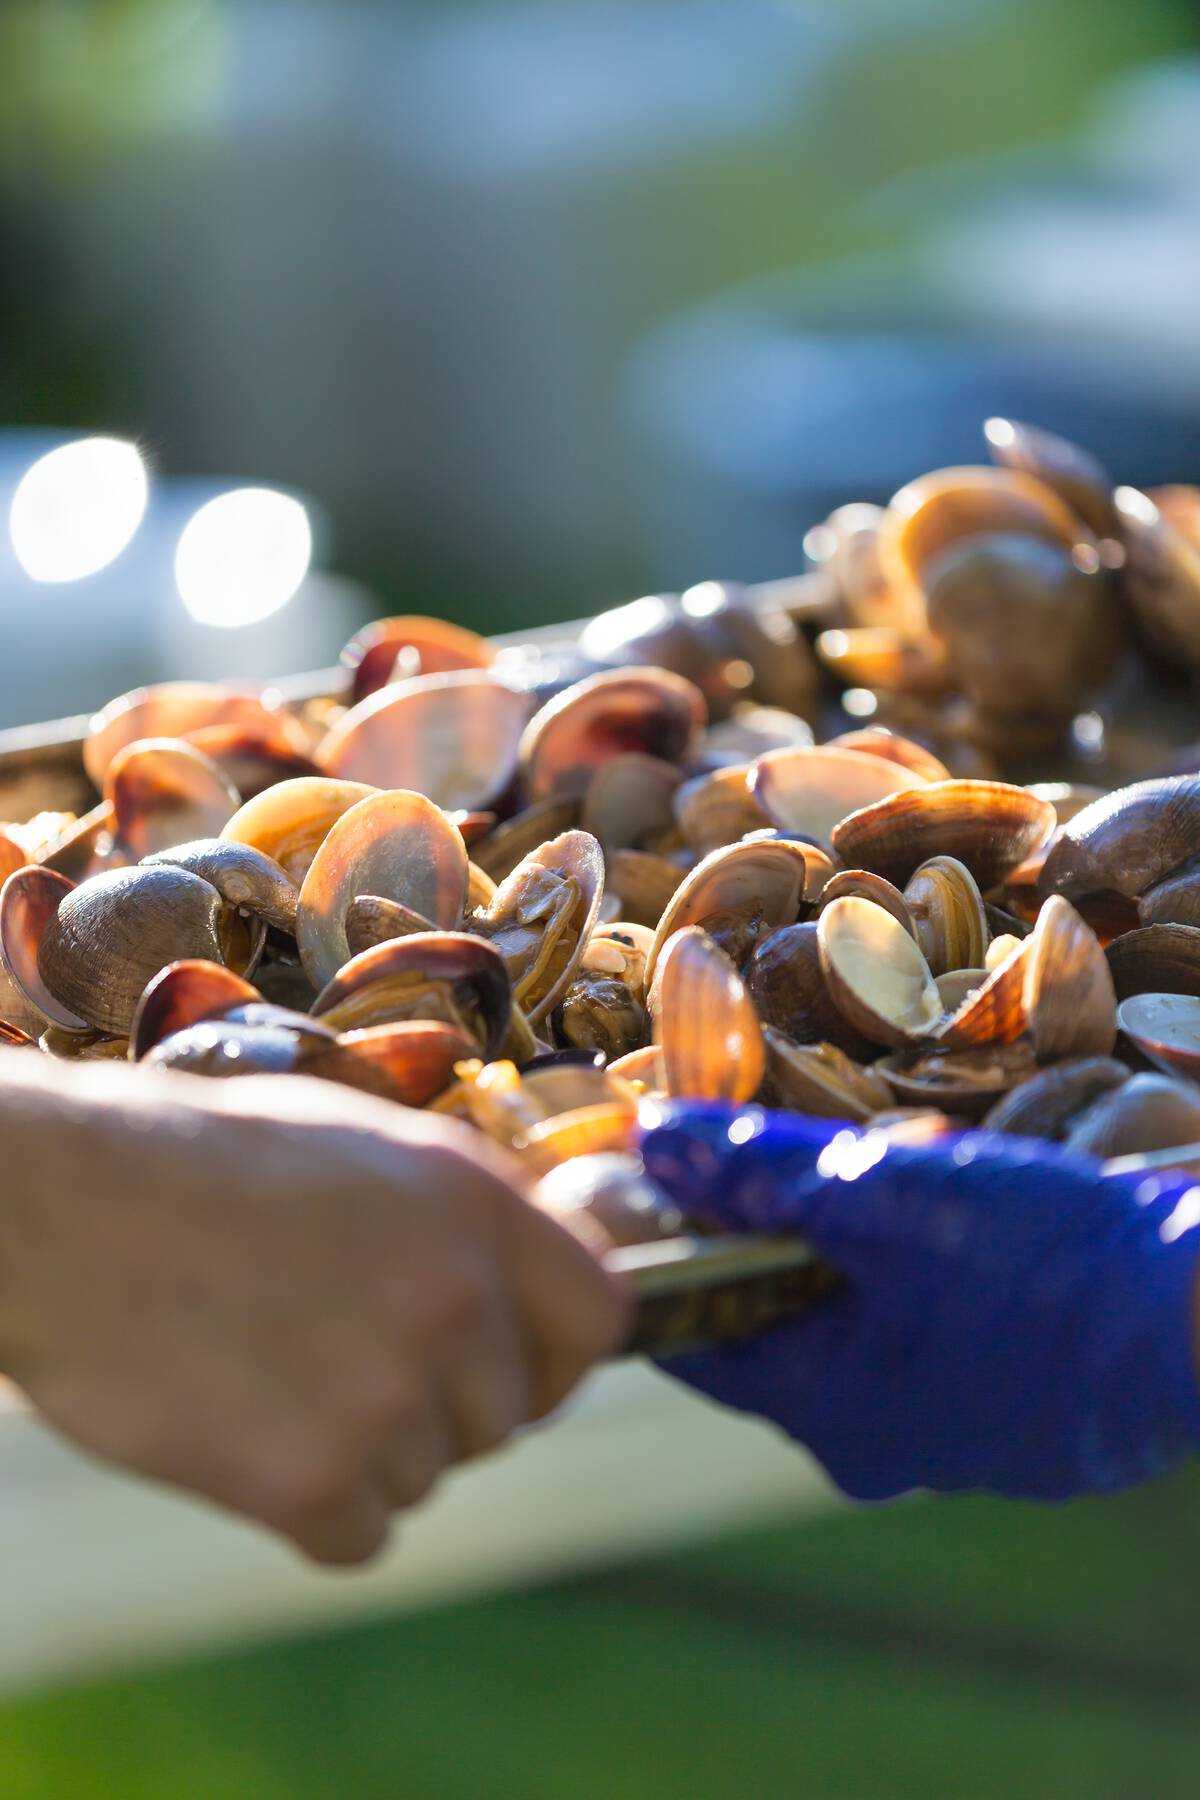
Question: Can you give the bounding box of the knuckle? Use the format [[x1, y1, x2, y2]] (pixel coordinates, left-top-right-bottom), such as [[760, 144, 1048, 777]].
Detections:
[[424, 1260, 493, 1341], [253, 1439, 357, 1528]]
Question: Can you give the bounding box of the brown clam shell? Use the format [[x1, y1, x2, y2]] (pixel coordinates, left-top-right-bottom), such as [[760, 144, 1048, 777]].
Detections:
[[0, 866, 88, 1030], [1064, 1073, 1200, 1161], [832, 780, 1056, 891], [344, 894, 436, 956], [580, 754, 682, 853], [102, 738, 241, 862], [902, 855, 988, 977], [758, 1028, 893, 1121], [746, 922, 874, 1060], [37, 865, 254, 1037], [1106, 924, 1200, 1003], [324, 1020, 477, 1105], [341, 615, 495, 703], [474, 830, 605, 1024], [605, 849, 686, 929], [653, 926, 765, 1104], [983, 1056, 1129, 1139], [141, 839, 298, 932], [311, 931, 511, 1055], [221, 776, 377, 884], [815, 626, 952, 696], [84, 683, 290, 788], [131, 959, 263, 1058], [673, 764, 771, 855], [1113, 485, 1200, 674], [983, 417, 1116, 539], [296, 790, 469, 990], [751, 745, 925, 845], [646, 836, 830, 990], [816, 896, 942, 1050], [1140, 859, 1200, 929], [879, 464, 1089, 600], [1038, 776, 1200, 904], [825, 727, 951, 783], [317, 671, 529, 810], [471, 798, 581, 883], [1022, 895, 1116, 1061], [877, 1039, 1038, 1117], [519, 667, 706, 801]]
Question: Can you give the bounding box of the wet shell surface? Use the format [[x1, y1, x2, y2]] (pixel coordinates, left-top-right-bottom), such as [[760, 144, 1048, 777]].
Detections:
[[816, 897, 942, 1049], [473, 830, 605, 1024], [646, 836, 830, 990], [751, 745, 925, 845], [519, 667, 706, 801], [653, 926, 765, 1103], [832, 781, 1056, 891], [221, 777, 377, 884], [317, 671, 529, 810]]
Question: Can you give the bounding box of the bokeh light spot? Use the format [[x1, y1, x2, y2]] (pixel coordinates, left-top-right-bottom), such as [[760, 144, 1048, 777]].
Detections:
[[175, 488, 312, 628], [9, 438, 148, 582]]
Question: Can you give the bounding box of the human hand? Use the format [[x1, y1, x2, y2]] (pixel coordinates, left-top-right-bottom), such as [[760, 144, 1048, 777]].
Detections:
[[0, 1054, 628, 1564], [638, 1101, 1200, 1502]]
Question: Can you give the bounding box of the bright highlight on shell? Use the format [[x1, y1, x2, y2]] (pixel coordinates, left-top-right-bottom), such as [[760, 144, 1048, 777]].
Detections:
[[9, 438, 148, 582], [175, 487, 312, 629]]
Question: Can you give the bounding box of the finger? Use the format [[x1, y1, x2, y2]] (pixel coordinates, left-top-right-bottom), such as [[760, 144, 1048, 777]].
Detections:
[[286, 1482, 394, 1568], [437, 1302, 534, 1459], [372, 1391, 458, 1508]]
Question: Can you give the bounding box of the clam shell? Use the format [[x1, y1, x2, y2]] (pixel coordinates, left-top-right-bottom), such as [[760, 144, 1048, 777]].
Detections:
[[983, 417, 1116, 539], [816, 896, 942, 1049], [605, 849, 685, 929], [296, 790, 469, 989], [1023, 895, 1116, 1060], [519, 666, 706, 801], [902, 855, 988, 976], [316, 671, 529, 810], [102, 738, 240, 861], [221, 776, 377, 884], [341, 615, 494, 703], [879, 464, 1089, 599], [673, 764, 770, 855], [0, 866, 87, 1030], [653, 926, 765, 1103], [936, 937, 1029, 1048], [535, 1152, 686, 1247], [815, 627, 951, 696], [1106, 924, 1200, 1002], [184, 716, 318, 800], [1038, 776, 1200, 903], [1113, 485, 1200, 674], [475, 830, 605, 1024], [935, 968, 987, 1013], [606, 1044, 664, 1087], [131, 959, 263, 1058], [1140, 859, 1200, 929], [746, 921, 873, 1059], [312, 931, 511, 1055], [751, 745, 925, 845], [877, 1039, 1039, 1116], [141, 839, 298, 932], [324, 1020, 477, 1105], [344, 894, 435, 956], [832, 780, 1056, 891], [558, 974, 647, 1061], [472, 798, 581, 883], [145, 1016, 313, 1079], [1117, 992, 1200, 1081], [817, 870, 915, 937], [84, 683, 288, 788], [758, 1028, 893, 1121], [580, 754, 682, 852], [514, 1102, 639, 1174], [646, 836, 829, 990], [38, 865, 249, 1037], [825, 727, 951, 783], [1064, 1073, 1200, 1160], [983, 1056, 1129, 1139]]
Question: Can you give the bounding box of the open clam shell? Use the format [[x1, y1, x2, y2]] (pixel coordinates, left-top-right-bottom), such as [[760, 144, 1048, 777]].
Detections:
[[296, 790, 469, 990], [471, 798, 581, 883], [825, 727, 951, 784], [758, 1028, 893, 1121], [184, 715, 319, 800], [746, 921, 874, 1059], [580, 754, 682, 853], [817, 870, 915, 937], [984, 417, 1117, 540], [653, 926, 765, 1104], [902, 855, 988, 976], [1106, 923, 1200, 1003], [131, 959, 264, 1058], [1117, 992, 1200, 1081], [877, 1039, 1039, 1117], [102, 738, 241, 862], [816, 896, 942, 1049], [311, 931, 511, 1056], [938, 895, 1113, 1057], [474, 830, 605, 1024], [341, 615, 495, 703], [0, 866, 88, 1030], [983, 1056, 1129, 1139], [645, 836, 830, 990], [316, 671, 529, 810], [832, 780, 1056, 891], [751, 745, 925, 845], [221, 776, 377, 885], [84, 683, 292, 788], [519, 666, 706, 801]]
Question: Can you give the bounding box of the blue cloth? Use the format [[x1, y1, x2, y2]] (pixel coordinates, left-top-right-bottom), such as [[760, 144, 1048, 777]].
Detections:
[[638, 1102, 1200, 1502]]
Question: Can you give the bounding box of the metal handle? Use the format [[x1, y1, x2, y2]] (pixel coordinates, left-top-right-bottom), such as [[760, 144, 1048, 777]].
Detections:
[[607, 1232, 837, 1357]]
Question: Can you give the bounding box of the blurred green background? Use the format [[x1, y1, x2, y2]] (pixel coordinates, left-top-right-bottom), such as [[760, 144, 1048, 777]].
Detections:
[[4, 1, 1200, 1794]]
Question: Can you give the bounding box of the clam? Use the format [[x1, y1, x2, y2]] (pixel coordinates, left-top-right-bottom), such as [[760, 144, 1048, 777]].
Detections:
[[701, 704, 814, 764], [983, 417, 1117, 540], [1064, 1073, 1200, 1160], [605, 849, 685, 929], [0, 866, 88, 1030], [816, 897, 942, 1049], [902, 855, 988, 976], [319, 1020, 477, 1106], [472, 797, 581, 883], [653, 927, 765, 1103], [519, 667, 706, 801], [518, 1059, 635, 1120], [101, 739, 240, 861], [606, 1044, 664, 1087], [515, 1102, 640, 1174], [316, 671, 529, 810], [33, 865, 262, 1037], [131, 959, 265, 1058], [745, 922, 873, 1059], [804, 502, 894, 626], [472, 830, 604, 1025], [221, 777, 377, 884], [1106, 924, 1200, 1003], [1139, 858, 1200, 929], [141, 839, 298, 932], [832, 780, 1055, 891], [646, 836, 830, 989], [341, 614, 495, 703], [580, 921, 655, 1003], [877, 1039, 1039, 1117], [1038, 776, 1200, 904], [815, 626, 952, 697], [1113, 485, 1200, 674], [877, 465, 1090, 605], [673, 764, 771, 855], [558, 973, 647, 1061], [296, 790, 469, 989], [983, 1056, 1129, 1139], [825, 727, 951, 784], [923, 534, 1124, 720], [84, 683, 294, 788], [817, 870, 915, 937], [535, 1152, 687, 1247], [751, 745, 926, 845], [1116, 992, 1200, 1081], [758, 1029, 893, 1121], [144, 1013, 331, 1081], [184, 714, 319, 800], [580, 754, 682, 852], [311, 931, 511, 1055], [939, 895, 1114, 1059], [344, 894, 435, 955]]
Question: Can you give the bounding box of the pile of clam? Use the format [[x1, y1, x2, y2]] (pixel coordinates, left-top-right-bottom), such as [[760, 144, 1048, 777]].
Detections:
[[6, 588, 1200, 1187]]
